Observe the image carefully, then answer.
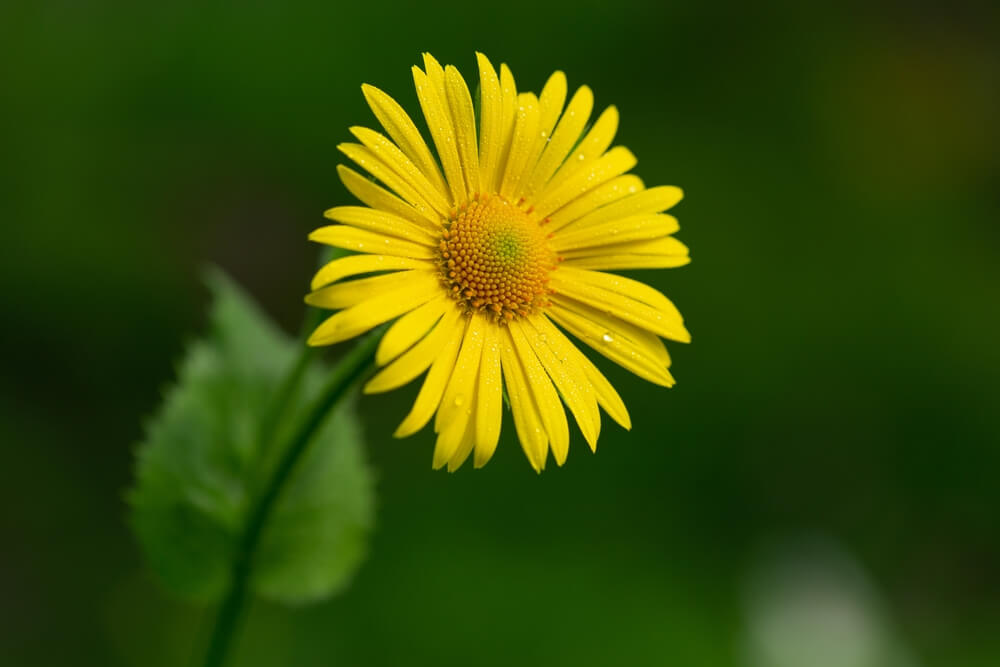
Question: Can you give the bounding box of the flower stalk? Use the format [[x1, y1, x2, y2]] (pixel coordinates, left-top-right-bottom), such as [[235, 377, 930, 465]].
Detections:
[[200, 329, 381, 667]]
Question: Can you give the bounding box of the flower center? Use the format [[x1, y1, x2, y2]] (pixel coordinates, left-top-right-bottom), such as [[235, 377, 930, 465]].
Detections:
[[438, 194, 556, 321]]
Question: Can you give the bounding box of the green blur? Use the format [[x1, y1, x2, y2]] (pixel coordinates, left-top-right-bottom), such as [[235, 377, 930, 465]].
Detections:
[[2, 1, 998, 666]]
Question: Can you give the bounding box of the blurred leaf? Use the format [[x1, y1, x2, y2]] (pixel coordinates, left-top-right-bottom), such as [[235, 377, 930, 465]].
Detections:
[[129, 270, 374, 604]]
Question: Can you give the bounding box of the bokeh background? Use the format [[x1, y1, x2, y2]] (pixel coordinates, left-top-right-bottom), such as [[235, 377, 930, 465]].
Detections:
[[2, 1, 999, 665]]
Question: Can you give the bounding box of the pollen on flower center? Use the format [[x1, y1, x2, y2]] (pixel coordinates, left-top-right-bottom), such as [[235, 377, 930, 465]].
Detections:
[[438, 193, 557, 321]]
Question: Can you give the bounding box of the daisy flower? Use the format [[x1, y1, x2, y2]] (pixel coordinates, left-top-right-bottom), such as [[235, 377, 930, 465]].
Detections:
[[307, 53, 690, 472]]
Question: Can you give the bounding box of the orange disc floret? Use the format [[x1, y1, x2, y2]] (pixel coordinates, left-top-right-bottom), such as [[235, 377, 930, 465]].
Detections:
[[438, 193, 557, 321]]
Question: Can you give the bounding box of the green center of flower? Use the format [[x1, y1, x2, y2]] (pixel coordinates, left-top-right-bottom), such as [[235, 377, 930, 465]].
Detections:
[[438, 194, 556, 320]]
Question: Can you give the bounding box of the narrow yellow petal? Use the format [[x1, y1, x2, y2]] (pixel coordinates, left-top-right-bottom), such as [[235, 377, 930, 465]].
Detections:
[[498, 326, 548, 472], [515, 71, 567, 199], [413, 60, 465, 203], [506, 321, 569, 466], [311, 254, 431, 291], [548, 298, 675, 386], [473, 323, 502, 468], [394, 316, 465, 437], [375, 294, 450, 366], [365, 306, 461, 394], [552, 292, 671, 367], [491, 63, 519, 193], [544, 175, 645, 232], [307, 273, 440, 346], [348, 127, 451, 217], [309, 226, 435, 260], [445, 415, 476, 472], [499, 93, 540, 201], [565, 185, 684, 232], [523, 86, 594, 198], [361, 83, 449, 199], [555, 330, 632, 431], [557, 266, 686, 331], [434, 398, 474, 470], [475, 53, 504, 195], [433, 315, 486, 465], [323, 205, 438, 245], [516, 317, 600, 451], [562, 238, 690, 271], [306, 270, 431, 310], [544, 105, 619, 192], [533, 146, 637, 221], [338, 165, 439, 229], [444, 65, 481, 196], [565, 254, 690, 271], [338, 143, 442, 224], [550, 267, 689, 342], [537, 72, 568, 146], [551, 214, 679, 253], [561, 236, 688, 261], [435, 313, 486, 433]]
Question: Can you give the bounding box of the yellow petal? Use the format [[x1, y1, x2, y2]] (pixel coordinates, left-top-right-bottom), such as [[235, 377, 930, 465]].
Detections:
[[338, 143, 442, 223], [433, 315, 486, 465], [413, 58, 465, 203], [473, 323, 503, 468], [435, 313, 486, 433], [498, 326, 548, 472], [551, 214, 679, 253], [550, 266, 689, 342], [375, 293, 450, 366], [475, 53, 505, 196], [306, 270, 431, 310], [308, 273, 441, 346], [566, 185, 684, 232], [562, 238, 690, 271], [365, 306, 461, 393], [394, 315, 466, 437], [496, 64, 519, 190], [507, 321, 569, 467], [444, 65, 481, 196], [548, 298, 675, 387], [445, 414, 476, 472], [516, 71, 567, 199], [337, 165, 439, 229], [323, 205, 438, 245], [499, 93, 540, 201], [533, 146, 636, 221], [545, 105, 619, 192], [557, 333, 632, 431], [523, 86, 594, 198], [361, 83, 449, 199], [516, 317, 600, 452], [537, 72, 568, 148], [348, 127, 451, 217], [545, 175, 645, 232], [311, 254, 431, 291], [309, 225, 435, 259], [561, 236, 688, 260]]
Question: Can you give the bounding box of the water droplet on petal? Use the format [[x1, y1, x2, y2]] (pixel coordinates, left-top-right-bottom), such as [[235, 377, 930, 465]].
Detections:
[[601, 332, 614, 343], [454, 395, 465, 407]]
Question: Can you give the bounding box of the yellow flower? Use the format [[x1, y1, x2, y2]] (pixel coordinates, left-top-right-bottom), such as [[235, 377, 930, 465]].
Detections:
[[307, 53, 690, 472]]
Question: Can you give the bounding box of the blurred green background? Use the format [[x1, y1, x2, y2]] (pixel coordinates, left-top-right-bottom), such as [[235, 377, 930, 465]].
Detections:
[[2, 1, 999, 665]]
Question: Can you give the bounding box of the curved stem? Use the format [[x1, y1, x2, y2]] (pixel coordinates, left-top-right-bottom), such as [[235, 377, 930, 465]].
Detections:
[[201, 331, 381, 667]]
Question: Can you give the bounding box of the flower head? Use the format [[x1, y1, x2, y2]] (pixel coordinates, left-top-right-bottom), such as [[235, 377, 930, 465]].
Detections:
[[307, 53, 690, 472]]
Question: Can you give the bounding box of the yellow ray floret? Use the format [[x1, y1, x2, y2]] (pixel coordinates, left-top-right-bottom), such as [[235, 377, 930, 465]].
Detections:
[[306, 52, 692, 471]]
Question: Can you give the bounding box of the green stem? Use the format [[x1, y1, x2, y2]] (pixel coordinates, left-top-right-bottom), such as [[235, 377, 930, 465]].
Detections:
[[201, 330, 381, 667]]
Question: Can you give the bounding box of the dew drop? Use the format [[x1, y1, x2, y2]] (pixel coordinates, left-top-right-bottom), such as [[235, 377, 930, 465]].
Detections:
[[601, 332, 614, 343], [454, 395, 465, 407]]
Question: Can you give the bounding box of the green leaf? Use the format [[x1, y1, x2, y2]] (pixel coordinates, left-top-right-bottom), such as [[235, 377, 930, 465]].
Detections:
[[129, 270, 374, 604]]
